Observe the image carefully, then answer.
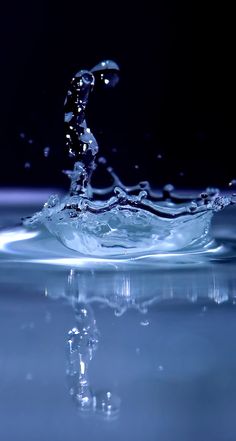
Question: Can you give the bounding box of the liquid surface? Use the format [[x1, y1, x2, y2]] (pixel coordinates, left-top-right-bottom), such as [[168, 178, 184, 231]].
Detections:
[[1, 194, 236, 441]]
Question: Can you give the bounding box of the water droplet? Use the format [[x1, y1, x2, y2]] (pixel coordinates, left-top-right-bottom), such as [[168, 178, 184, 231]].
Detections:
[[95, 391, 121, 418], [91, 60, 119, 72], [43, 146, 50, 157], [134, 164, 139, 169], [229, 179, 236, 188], [98, 156, 107, 165], [157, 365, 164, 371], [43, 195, 59, 209], [157, 154, 162, 159], [19, 132, 26, 139], [163, 184, 174, 194], [135, 347, 140, 355], [24, 162, 31, 169], [189, 202, 198, 212], [140, 319, 149, 326], [28, 139, 34, 145]]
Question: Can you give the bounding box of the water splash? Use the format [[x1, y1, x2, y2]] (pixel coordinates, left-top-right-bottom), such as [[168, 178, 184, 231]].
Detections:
[[24, 60, 236, 257], [64, 59, 119, 197]]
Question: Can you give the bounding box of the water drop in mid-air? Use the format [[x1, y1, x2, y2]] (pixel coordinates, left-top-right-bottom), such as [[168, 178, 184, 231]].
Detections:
[[43, 147, 50, 158]]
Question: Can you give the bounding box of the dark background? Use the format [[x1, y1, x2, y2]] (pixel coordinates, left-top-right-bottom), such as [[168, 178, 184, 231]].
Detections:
[[0, 1, 235, 190]]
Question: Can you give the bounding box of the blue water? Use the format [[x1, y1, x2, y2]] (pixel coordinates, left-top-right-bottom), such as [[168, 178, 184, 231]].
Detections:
[[24, 59, 235, 258], [1, 190, 236, 441]]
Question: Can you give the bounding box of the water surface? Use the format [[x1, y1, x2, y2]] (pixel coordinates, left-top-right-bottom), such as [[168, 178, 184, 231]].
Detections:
[[1, 190, 236, 441]]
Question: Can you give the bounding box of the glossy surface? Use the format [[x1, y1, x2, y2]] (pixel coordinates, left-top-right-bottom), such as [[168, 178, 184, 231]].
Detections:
[[0, 190, 236, 441]]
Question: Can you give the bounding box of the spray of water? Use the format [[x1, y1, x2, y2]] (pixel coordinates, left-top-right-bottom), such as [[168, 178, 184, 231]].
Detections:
[[24, 60, 236, 257]]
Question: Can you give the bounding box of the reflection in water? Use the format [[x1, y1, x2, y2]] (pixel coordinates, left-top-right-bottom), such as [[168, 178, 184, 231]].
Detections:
[[66, 303, 98, 412], [57, 267, 236, 316], [66, 301, 121, 419], [59, 265, 236, 420]]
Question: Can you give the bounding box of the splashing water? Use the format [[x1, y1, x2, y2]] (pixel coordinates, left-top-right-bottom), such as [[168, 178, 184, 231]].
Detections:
[[24, 60, 236, 257]]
